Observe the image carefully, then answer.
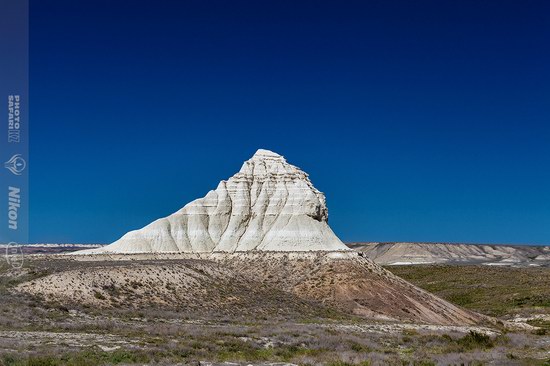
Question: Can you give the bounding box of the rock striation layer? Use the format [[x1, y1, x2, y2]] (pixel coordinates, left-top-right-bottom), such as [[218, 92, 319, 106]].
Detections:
[[80, 149, 348, 253]]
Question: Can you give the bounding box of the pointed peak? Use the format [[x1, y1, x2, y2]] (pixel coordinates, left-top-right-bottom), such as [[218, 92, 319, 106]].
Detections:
[[239, 149, 296, 176], [252, 149, 283, 159]]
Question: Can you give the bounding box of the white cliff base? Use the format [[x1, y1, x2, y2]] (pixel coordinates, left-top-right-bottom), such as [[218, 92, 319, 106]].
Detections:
[[79, 149, 349, 254]]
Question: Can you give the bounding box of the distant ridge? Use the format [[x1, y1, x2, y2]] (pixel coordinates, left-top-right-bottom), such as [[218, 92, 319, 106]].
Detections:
[[350, 242, 550, 267]]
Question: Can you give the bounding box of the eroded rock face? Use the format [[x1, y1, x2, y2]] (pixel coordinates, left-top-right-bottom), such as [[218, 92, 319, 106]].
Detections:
[[82, 149, 348, 253]]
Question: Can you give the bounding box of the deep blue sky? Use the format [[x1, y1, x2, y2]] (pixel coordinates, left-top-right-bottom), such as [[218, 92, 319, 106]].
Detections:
[[30, 0, 550, 245]]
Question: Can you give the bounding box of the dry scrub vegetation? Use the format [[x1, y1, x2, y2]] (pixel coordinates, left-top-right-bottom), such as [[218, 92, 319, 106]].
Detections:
[[16, 253, 482, 326], [389, 265, 550, 330], [0, 258, 549, 365]]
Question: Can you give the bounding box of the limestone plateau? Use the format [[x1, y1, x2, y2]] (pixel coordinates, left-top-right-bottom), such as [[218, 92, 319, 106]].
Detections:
[[79, 149, 348, 253], [351, 242, 550, 267]]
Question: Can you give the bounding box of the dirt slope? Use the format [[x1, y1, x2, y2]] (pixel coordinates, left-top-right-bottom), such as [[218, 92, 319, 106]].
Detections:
[[16, 252, 484, 326], [215, 252, 483, 325]]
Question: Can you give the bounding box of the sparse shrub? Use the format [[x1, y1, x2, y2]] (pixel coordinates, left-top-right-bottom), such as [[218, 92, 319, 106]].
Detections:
[[403, 329, 419, 337], [413, 361, 436, 366], [494, 334, 510, 346], [57, 305, 69, 313], [447, 292, 474, 306], [26, 356, 59, 366], [457, 331, 494, 350], [349, 341, 370, 353], [0, 355, 17, 366]]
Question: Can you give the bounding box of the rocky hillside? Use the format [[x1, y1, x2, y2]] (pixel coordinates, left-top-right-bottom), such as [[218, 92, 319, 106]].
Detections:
[[17, 252, 484, 326]]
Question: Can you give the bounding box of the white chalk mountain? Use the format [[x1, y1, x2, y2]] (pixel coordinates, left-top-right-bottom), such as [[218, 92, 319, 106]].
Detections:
[[81, 149, 348, 253]]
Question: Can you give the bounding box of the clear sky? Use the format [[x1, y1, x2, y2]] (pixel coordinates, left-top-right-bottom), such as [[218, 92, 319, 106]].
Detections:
[[30, 0, 550, 245]]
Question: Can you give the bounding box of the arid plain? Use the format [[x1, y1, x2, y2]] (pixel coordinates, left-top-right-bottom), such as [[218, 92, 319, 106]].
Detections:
[[0, 242, 549, 366]]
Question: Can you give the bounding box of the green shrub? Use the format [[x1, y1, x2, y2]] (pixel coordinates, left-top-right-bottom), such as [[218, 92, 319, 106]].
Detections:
[[457, 331, 494, 350], [27, 356, 59, 366], [349, 342, 370, 352]]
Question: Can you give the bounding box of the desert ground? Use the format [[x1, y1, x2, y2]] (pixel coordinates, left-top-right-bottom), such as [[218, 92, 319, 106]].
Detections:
[[0, 247, 549, 366]]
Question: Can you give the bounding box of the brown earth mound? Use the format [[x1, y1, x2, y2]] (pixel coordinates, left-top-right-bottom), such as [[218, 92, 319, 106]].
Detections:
[[16, 252, 484, 326]]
